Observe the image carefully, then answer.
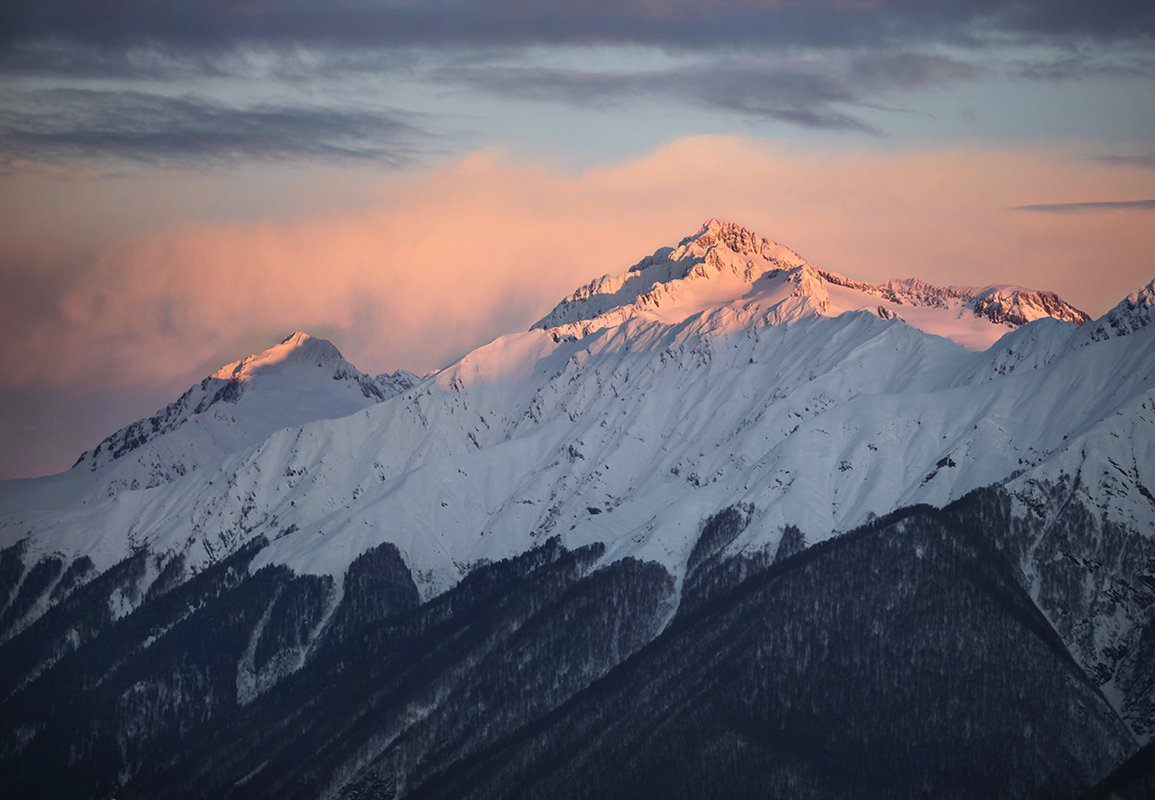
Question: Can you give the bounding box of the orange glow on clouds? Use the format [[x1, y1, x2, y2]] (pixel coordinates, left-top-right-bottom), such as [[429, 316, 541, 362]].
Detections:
[[1, 135, 1152, 392]]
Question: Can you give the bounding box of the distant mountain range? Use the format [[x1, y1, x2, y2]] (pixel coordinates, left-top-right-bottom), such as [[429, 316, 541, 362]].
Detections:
[[1, 219, 1152, 798]]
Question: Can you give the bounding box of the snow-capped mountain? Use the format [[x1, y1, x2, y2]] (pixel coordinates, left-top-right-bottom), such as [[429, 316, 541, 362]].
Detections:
[[2, 220, 1111, 587], [1, 219, 1152, 799], [534, 218, 1089, 349], [67, 332, 412, 499]]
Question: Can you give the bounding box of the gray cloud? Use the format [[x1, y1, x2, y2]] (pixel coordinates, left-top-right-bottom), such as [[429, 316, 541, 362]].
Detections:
[[1012, 51, 1155, 81], [0, 40, 247, 80], [1089, 154, 1155, 170], [1, 2, 1149, 165], [435, 53, 977, 131], [2, 1, 1152, 78], [434, 64, 866, 131], [1014, 199, 1155, 213], [0, 89, 432, 166]]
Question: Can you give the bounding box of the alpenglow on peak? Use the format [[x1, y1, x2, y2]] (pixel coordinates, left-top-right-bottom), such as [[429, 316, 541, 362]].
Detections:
[[533, 218, 1089, 350], [211, 331, 346, 381]]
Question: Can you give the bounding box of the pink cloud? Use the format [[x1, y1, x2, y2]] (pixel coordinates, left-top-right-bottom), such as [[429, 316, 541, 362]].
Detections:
[[2, 135, 1152, 397]]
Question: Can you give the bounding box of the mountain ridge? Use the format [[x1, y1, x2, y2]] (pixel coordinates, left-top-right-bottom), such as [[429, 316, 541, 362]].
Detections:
[[533, 219, 1090, 348], [0, 219, 1152, 797], [2, 221, 1146, 597]]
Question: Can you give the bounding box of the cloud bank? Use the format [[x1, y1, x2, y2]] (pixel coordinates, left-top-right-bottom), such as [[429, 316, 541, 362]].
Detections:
[[0, 89, 431, 167], [2, 1, 1152, 167], [4, 136, 1153, 385], [2, 136, 1154, 476], [4, 0, 1152, 58]]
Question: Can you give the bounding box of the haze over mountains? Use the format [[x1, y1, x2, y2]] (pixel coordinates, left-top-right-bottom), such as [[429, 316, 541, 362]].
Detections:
[[1, 219, 1153, 798]]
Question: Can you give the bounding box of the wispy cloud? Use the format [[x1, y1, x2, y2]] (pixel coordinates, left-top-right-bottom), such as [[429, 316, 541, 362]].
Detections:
[[1014, 199, 1155, 213], [1012, 50, 1155, 81], [1089, 154, 1155, 170], [435, 53, 978, 132], [0, 89, 433, 166]]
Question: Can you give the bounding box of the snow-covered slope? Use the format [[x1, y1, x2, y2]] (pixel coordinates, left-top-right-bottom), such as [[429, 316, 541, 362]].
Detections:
[[2, 217, 1153, 741], [1, 218, 1131, 589], [65, 332, 409, 499]]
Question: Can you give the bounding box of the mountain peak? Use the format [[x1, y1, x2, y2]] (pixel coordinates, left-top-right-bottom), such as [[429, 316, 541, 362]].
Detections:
[[211, 331, 344, 382], [533, 219, 1089, 350], [694, 217, 761, 247], [532, 219, 808, 334], [964, 285, 1090, 327], [678, 217, 807, 264], [1079, 277, 1155, 343], [280, 330, 314, 347], [1132, 277, 1155, 307], [69, 331, 394, 489]]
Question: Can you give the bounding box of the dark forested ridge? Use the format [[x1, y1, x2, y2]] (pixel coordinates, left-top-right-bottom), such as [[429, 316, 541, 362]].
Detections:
[[1082, 738, 1155, 800], [413, 500, 1133, 800], [0, 487, 1150, 798]]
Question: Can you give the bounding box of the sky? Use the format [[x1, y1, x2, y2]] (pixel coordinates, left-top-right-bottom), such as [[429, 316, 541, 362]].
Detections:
[[1, 1, 1153, 480]]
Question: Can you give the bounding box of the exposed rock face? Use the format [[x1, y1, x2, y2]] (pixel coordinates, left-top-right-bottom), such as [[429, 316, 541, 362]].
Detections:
[[1081, 279, 1155, 342], [966, 285, 1091, 326]]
